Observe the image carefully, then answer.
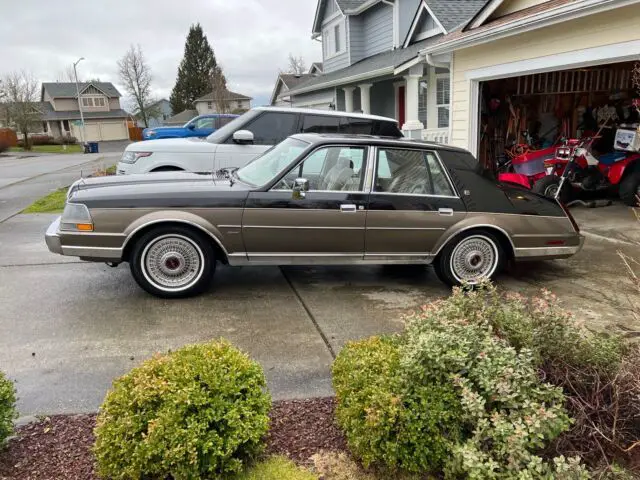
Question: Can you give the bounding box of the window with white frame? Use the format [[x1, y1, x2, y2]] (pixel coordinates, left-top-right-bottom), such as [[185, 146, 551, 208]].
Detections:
[[81, 96, 106, 108], [323, 19, 346, 58], [436, 75, 450, 129], [207, 101, 213, 110]]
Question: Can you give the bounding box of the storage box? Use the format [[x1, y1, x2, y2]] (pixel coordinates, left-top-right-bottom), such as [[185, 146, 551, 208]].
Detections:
[[614, 128, 640, 152]]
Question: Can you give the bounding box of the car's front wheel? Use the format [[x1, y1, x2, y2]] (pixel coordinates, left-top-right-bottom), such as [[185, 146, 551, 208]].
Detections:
[[434, 231, 504, 287], [130, 226, 215, 298]]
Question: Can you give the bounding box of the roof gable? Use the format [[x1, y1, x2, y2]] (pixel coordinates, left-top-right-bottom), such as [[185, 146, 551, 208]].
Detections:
[[426, 0, 489, 31], [404, 0, 446, 47], [195, 90, 253, 102], [41, 82, 122, 99]]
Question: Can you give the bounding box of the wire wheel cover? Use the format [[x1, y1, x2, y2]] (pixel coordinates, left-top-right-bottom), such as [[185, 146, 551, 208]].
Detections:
[[450, 235, 498, 283], [142, 235, 204, 291]]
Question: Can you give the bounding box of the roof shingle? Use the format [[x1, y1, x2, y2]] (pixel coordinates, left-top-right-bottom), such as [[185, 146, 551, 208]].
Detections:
[[425, 0, 489, 32], [42, 82, 122, 98], [195, 90, 252, 102]]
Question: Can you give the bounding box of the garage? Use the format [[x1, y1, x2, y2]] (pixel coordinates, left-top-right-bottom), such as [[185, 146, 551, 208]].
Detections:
[[477, 61, 639, 172], [71, 120, 128, 142]]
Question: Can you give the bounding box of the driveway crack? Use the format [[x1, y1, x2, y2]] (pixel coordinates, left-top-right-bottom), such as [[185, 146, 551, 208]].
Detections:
[[280, 267, 336, 360]]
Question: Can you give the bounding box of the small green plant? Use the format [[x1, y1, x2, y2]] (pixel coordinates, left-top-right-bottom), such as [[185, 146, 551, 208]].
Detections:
[[22, 188, 67, 213], [94, 340, 271, 480], [0, 370, 17, 448], [236, 456, 317, 480]]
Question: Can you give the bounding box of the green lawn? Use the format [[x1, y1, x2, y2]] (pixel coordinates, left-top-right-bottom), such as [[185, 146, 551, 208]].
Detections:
[[10, 144, 83, 154], [23, 188, 67, 214]]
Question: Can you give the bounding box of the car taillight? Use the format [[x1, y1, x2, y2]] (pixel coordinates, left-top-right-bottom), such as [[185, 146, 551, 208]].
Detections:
[[559, 201, 580, 233]]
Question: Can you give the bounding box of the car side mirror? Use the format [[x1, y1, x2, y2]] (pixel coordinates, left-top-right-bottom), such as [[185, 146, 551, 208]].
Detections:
[[233, 130, 254, 145], [292, 178, 309, 200], [187, 124, 196, 130]]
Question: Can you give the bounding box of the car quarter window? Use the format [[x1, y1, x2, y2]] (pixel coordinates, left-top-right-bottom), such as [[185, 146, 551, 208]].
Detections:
[[195, 117, 215, 129], [374, 148, 455, 196], [301, 115, 340, 133], [339, 117, 373, 134], [242, 112, 298, 145], [273, 146, 367, 192]]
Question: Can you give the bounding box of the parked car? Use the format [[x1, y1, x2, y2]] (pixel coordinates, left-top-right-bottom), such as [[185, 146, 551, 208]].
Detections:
[[142, 114, 239, 141], [47, 134, 584, 298], [118, 107, 403, 175]]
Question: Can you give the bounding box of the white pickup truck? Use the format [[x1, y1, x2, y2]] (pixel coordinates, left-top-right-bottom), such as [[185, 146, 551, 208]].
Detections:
[[117, 107, 402, 175]]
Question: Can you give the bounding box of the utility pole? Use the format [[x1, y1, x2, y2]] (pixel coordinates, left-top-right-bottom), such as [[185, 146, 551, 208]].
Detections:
[[73, 57, 87, 146]]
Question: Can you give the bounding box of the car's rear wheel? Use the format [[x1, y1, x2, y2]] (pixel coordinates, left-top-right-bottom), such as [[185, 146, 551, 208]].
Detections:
[[434, 231, 504, 287], [130, 226, 215, 298]]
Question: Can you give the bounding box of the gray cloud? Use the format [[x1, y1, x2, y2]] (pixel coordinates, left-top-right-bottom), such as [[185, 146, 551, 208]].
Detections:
[[1, 0, 322, 108]]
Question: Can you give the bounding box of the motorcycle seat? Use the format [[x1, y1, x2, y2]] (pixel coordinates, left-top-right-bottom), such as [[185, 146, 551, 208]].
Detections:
[[598, 152, 627, 165]]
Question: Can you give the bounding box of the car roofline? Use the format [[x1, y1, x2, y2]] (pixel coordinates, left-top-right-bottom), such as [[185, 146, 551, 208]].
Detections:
[[250, 106, 398, 123], [289, 133, 470, 153]]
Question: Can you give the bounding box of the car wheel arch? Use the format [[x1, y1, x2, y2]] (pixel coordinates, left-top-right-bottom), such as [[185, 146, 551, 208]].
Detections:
[[150, 166, 185, 173], [434, 224, 515, 261], [122, 216, 229, 264]]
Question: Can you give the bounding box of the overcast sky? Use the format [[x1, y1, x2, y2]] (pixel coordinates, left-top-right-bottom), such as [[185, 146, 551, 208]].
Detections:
[[0, 0, 322, 110]]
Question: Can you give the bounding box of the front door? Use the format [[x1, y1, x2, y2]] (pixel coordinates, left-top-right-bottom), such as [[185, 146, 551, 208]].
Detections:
[[398, 86, 406, 128], [242, 145, 369, 262], [365, 147, 466, 260]]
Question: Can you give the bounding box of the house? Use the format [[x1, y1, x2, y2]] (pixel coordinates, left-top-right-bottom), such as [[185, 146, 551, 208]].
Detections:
[[164, 109, 198, 126], [270, 64, 324, 107], [137, 99, 173, 128], [411, 0, 640, 168], [283, 0, 487, 142], [40, 82, 129, 141], [194, 90, 252, 115]]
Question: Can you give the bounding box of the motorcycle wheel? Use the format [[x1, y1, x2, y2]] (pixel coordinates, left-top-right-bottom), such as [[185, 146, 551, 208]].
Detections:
[[533, 176, 572, 204]]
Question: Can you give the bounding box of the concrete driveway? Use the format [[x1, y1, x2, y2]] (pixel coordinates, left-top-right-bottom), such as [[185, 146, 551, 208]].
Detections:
[[0, 202, 638, 418]]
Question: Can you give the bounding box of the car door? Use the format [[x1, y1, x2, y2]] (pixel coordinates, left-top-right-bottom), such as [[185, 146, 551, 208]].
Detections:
[[242, 144, 369, 262], [214, 111, 299, 171], [365, 147, 466, 260]]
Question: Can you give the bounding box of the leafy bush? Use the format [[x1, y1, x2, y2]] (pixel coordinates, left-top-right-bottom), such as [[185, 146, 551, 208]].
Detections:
[[94, 340, 271, 480], [237, 456, 317, 480], [333, 336, 463, 473], [0, 370, 17, 448], [55, 135, 77, 145], [29, 135, 55, 146], [333, 286, 595, 478]]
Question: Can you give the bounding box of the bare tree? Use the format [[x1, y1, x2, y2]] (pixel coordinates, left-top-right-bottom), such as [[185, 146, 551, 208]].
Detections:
[[1, 71, 40, 150], [118, 44, 155, 128], [281, 53, 307, 75], [210, 65, 229, 114], [57, 65, 78, 83]]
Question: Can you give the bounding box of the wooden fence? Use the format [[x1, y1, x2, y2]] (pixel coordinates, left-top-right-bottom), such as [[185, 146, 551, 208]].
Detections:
[[128, 127, 143, 142], [0, 128, 18, 147]]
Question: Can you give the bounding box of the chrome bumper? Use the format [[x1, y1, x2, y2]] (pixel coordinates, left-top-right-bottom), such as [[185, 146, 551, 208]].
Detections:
[[45, 216, 64, 255], [514, 235, 585, 259]]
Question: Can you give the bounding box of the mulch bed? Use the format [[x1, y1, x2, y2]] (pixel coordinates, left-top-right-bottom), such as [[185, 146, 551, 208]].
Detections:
[[0, 398, 345, 480]]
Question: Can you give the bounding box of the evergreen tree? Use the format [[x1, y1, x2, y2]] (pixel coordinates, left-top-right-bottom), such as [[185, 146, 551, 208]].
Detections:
[[170, 24, 221, 113]]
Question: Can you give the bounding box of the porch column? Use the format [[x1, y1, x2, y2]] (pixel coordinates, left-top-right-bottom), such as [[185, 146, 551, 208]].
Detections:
[[403, 65, 424, 139], [342, 86, 356, 113], [358, 84, 373, 115]]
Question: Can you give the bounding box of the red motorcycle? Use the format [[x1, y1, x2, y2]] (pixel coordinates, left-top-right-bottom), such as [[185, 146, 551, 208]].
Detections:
[[497, 143, 564, 189], [533, 127, 640, 206]]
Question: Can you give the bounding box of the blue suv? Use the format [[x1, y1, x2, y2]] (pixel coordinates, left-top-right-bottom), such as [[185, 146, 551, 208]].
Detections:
[[142, 114, 239, 140]]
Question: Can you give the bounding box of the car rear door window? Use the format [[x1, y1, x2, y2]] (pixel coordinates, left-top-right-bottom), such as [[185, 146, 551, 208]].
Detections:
[[339, 117, 374, 134], [301, 115, 341, 134], [375, 148, 455, 196], [243, 112, 298, 145]]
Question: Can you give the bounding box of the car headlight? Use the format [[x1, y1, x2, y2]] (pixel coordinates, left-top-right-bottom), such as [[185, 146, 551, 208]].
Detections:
[[60, 203, 94, 232], [120, 151, 152, 164]]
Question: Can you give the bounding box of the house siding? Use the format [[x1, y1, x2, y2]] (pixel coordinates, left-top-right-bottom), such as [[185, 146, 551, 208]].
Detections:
[[362, 3, 394, 58], [450, 5, 640, 150], [292, 88, 336, 110], [324, 42, 350, 73], [53, 99, 80, 111], [109, 98, 120, 110], [349, 16, 365, 64], [399, 0, 422, 43]]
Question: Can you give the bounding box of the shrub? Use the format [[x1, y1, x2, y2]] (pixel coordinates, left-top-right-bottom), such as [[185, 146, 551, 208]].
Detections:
[[333, 336, 466, 473], [94, 340, 271, 480], [56, 135, 77, 145], [237, 456, 317, 480], [0, 370, 17, 448], [29, 135, 55, 146]]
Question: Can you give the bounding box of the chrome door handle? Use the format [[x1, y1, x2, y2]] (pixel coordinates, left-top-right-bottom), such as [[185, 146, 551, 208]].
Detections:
[[340, 204, 357, 213], [438, 208, 454, 216]]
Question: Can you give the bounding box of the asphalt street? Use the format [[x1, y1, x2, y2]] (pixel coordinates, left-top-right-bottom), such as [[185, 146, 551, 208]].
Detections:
[[0, 152, 638, 418]]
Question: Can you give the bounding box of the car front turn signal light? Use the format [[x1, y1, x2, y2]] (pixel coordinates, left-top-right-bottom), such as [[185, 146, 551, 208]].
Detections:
[[60, 203, 94, 232]]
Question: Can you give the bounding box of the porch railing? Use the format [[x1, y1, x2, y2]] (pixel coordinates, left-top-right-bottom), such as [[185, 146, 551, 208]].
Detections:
[[422, 128, 449, 145]]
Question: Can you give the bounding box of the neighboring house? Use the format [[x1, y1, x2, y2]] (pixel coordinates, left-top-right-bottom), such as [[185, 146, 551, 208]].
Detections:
[[194, 90, 252, 115], [270, 64, 324, 107], [412, 0, 640, 163], [284, 0, 486, 142], [137, 99, 173, 128], [164, 109, 198, 126], [40, 82, 129, 141]]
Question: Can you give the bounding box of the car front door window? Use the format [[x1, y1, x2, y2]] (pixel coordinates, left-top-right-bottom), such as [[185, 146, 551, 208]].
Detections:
[[196, 118, 215, 130], [273, 146, 366, 192]]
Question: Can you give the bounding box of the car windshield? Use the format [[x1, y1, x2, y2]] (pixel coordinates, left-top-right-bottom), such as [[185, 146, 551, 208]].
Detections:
[[206, 110, 260, 143], [236, 138, 309, 187]]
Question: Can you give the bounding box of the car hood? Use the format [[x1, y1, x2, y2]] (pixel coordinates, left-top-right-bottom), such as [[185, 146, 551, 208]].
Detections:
[[69, 172, 251, 208], [126, 137, 215, 153]]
